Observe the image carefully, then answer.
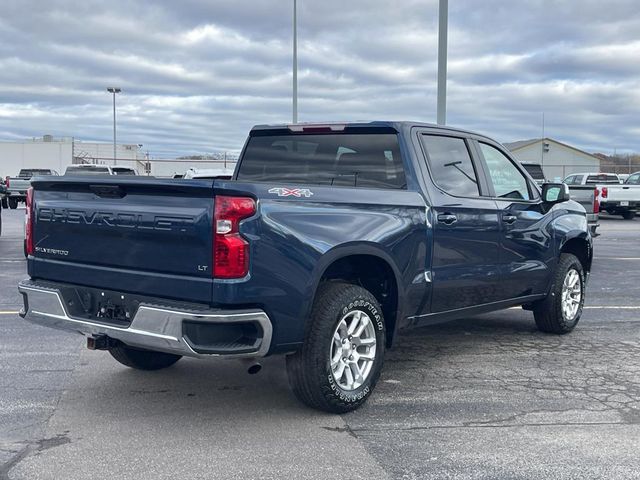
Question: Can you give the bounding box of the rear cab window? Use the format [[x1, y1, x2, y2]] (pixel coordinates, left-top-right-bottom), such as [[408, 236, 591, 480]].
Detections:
[[586, 174, 619, 184], [236, 132, 406, 189]]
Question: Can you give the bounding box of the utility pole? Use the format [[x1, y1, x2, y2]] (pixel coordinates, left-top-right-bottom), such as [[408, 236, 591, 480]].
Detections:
[[292, 0, 298, 123], [436, 0, 448, 125], [107, 87, 121, 164]]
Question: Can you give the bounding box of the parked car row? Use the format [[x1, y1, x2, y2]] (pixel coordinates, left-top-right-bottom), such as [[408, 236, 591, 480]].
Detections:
[[1, 165, 138, 209]]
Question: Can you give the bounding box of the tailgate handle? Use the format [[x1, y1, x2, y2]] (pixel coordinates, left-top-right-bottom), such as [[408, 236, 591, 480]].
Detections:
[[89, 185, 126, 198]]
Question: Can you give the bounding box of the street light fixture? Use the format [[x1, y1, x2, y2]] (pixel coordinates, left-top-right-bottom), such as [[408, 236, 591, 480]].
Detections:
[[106, 87, 121, 164]]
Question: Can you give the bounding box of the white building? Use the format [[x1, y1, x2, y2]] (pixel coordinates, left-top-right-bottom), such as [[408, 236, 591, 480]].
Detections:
[[0, 135, 145, 177], [504, 138, 601, 181], [0, 135, 237, 178]]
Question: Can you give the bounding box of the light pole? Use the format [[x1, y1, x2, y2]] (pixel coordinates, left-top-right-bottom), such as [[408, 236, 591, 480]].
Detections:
[[107, 87, 121, 164], [292, 0, 298, 124], [436, 0, 448, 125]]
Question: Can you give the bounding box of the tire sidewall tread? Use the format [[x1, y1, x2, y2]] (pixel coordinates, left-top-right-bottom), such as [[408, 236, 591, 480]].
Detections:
[[286, 282, 386, 413]]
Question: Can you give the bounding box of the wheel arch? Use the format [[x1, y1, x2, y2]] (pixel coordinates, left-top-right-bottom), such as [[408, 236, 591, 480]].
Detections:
[[559, 234, 592, 274], [308, 244, 405, 348]]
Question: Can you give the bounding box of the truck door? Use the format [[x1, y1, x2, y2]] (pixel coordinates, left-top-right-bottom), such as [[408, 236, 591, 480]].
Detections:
[[474, 141, 554, 299], [416, 133, 502, 313]]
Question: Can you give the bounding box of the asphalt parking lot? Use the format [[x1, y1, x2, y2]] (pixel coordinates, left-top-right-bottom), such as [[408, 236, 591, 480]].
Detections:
[[1, 208, 639, 479]]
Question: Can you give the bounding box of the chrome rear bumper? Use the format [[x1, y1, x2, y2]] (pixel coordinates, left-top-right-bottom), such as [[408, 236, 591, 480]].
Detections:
[[18, 280, 272, 358]]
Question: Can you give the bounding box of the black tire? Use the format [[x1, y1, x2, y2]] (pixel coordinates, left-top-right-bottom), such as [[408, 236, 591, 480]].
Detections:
[[286, 282, 386, 413], [532, 253, 585, 334], [622, 211, 636, 220], [1, 197, 7, 209], [8, 198, 18, 209], [108, 344, 182, 370]]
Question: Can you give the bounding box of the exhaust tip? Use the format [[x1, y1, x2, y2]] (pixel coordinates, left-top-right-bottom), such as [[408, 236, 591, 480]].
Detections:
[[247, 363, 262, 375]]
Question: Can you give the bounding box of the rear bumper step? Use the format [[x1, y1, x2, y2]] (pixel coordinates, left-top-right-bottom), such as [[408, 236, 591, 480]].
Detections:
[[18, 279, 272, 358]]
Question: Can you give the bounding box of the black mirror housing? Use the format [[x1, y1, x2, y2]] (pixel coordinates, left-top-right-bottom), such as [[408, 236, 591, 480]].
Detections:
[[542, 183, 570, 204]]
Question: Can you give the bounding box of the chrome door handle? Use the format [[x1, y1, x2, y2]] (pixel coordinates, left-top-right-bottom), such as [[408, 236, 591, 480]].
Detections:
[[502, 214, 517, 224], [437, 213, 457, 225]]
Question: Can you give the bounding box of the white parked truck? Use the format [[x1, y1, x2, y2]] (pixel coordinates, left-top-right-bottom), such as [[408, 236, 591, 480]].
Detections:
[[563, 172, 640, 220], [5, 169, 59, 209]]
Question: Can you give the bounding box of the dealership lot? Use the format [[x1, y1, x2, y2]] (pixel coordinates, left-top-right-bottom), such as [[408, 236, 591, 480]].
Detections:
[[1, 209, 639, 479]]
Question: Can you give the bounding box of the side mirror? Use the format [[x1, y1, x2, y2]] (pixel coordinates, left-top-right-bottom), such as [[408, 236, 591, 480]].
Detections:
[[542, 183, 570, 204]]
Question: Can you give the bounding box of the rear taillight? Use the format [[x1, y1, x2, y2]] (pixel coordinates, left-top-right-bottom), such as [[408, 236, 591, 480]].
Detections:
[[25, 187, 34, 255], [213, 196, 256, 278], [5, 176, 9, 188], [594, 187, 600, 213], [601, 186, 608, 199]]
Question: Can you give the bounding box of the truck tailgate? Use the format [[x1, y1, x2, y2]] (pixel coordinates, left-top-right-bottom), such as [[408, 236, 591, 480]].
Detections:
[[30, 177, 215, 303]]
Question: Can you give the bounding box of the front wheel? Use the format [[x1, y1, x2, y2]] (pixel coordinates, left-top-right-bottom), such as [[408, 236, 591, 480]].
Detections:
[[108, 344, 182, 370], [286, 282, 386, 413], [533, 253, 585, 334]]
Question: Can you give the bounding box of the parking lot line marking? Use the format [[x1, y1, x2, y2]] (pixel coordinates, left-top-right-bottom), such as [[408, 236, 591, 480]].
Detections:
[[594, 257, 640, 260], [584, 306, 640, 309], [0, 311, 19, 315], [508, 306, 640, 310]]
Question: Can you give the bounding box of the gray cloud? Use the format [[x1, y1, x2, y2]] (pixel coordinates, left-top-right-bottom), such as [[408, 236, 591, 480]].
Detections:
[[0, 0, 638, 157]]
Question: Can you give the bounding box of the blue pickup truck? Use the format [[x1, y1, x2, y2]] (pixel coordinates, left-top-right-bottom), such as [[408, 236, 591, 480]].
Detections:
[[18, 122, 592, 412]]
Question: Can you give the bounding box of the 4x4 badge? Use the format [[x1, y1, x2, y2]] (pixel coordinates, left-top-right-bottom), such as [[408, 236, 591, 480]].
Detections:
[[268, 187, 314, 198]]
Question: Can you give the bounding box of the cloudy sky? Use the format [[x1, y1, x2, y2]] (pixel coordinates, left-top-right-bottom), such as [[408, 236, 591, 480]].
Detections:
[[0, 0, 638, 157]]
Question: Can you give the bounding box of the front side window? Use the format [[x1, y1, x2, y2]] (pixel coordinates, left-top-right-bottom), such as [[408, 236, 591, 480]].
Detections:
[[564, 175, 575, 185], [421, 135, 480, 197], [479, 143, 532, 200]]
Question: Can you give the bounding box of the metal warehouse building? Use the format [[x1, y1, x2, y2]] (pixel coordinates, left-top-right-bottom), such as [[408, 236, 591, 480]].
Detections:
[[505, 138, 601, 181]]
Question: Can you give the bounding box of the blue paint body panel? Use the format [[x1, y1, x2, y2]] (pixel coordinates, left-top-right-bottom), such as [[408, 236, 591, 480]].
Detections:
[[26, 122, 592, 354]]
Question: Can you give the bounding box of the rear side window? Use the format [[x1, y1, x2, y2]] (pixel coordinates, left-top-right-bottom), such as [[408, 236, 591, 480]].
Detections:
[[626, 174, 640, 185], [237, 133, 406, 189], [420, 135, 479, 197]]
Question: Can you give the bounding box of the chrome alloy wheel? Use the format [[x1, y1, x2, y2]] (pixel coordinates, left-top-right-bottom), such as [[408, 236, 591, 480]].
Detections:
[[561, 268, 582, 321], [330, 310, 377, 391]]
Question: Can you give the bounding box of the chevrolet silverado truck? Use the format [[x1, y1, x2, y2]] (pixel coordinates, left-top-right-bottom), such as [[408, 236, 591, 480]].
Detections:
[[18, 122, 592, 413], [5, 169, 58, 209]]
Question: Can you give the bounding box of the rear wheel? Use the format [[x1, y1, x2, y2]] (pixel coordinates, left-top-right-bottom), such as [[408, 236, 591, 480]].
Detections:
[[8, 198, 18, 209], [533, 253, 585, 334], [622, 211, 636, 220], [286, 282, 386, 413], [1, 197, 7, 209], [108, 344, 182, 370]]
